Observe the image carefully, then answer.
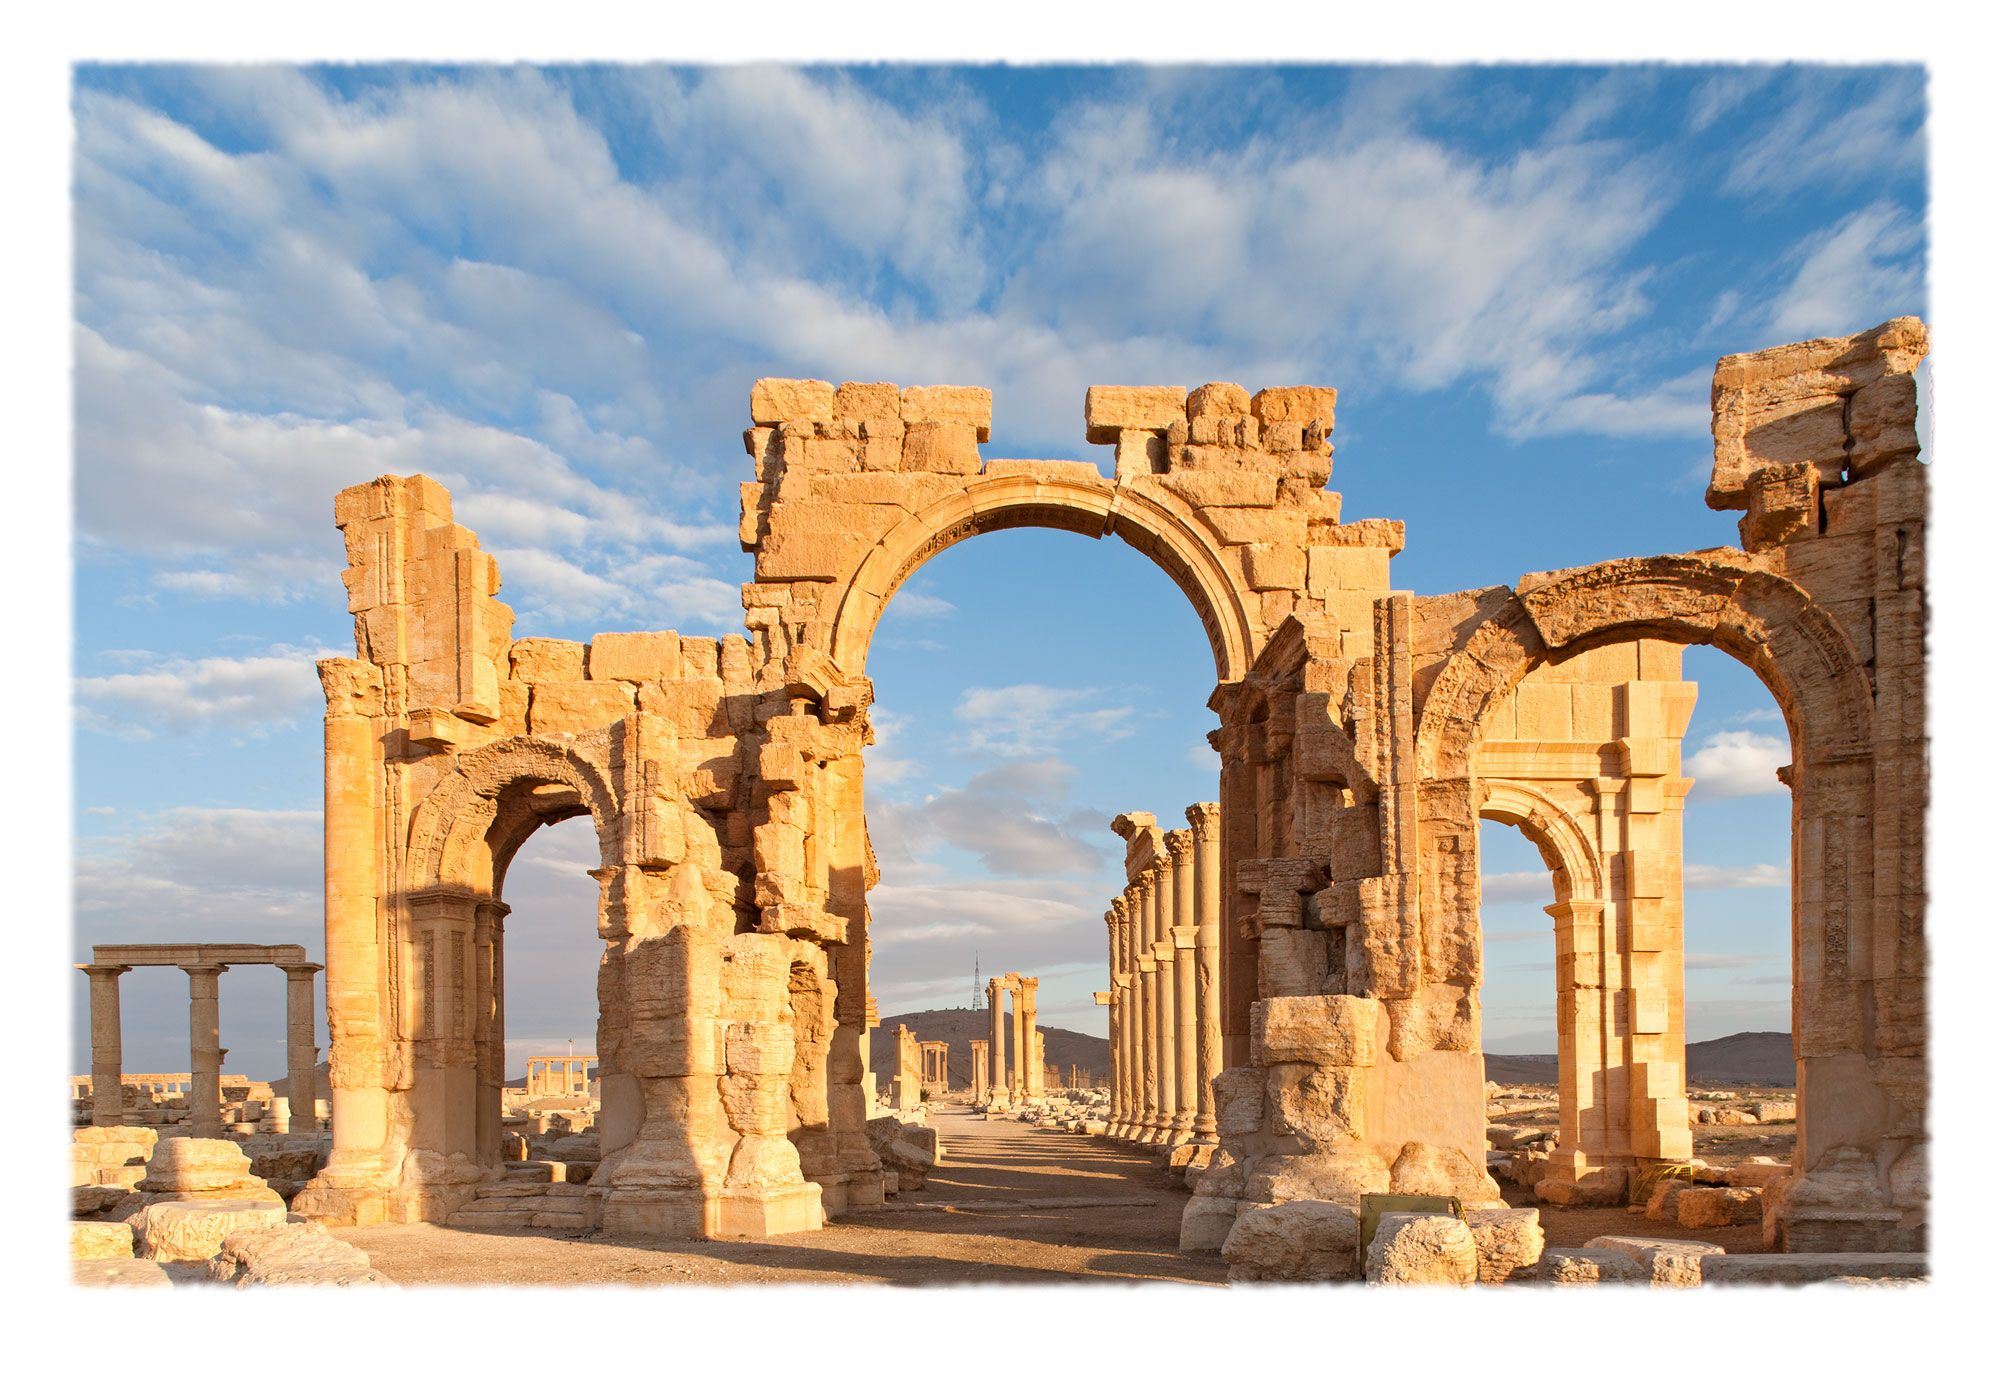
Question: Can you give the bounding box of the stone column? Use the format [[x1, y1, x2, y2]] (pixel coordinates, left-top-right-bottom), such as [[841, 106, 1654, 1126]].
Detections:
[[183, 963, 228, 1138], [472, 900, 506, 1161], [987, 978, 1007, 1105], [1112, 894, 1133, 1135], [970, 1039, 989, 1100], [1104, 904, 1124, 1134], [1137, 870, 1163, 1142], [1020, 977, 1041, 1098], [279, 961, 323, 1137], [1009, 975, 1027, 1099], [80, 963, 129, 1127], [1168, 829, 1199, 1144], [1150, 858, 1182, 1144], [1187, 801, 1224, 1143]]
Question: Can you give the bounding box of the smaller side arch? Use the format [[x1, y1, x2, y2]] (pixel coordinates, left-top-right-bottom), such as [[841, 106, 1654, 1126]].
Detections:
[[1478, 778, 1604, 905], [404, 734, 623, 898]]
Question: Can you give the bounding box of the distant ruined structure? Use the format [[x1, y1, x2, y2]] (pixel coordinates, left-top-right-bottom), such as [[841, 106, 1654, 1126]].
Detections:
[[289, 318, 1929, 1256]]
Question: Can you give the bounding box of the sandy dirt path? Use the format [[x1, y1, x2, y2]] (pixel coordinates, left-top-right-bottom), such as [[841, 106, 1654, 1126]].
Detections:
[[332, 1107, 1226, 1287]]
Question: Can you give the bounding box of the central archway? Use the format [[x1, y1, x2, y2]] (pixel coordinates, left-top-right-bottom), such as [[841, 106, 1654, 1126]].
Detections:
[[826, 468, 1260, 685]]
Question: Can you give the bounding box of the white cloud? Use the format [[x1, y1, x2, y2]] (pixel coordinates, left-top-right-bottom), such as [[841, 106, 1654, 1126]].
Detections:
[[873, 759, 1110, 878], [74, 808, 323, 939], [1483, 870, 1556, 904], [1186, 739, 1221, 771], [882, 589, 956, 621], [75, 645, 326, 740], [1721, 71, 1925, 201], [1687, 69, 1780, 134], [954, 684, 1135, 758], [1766, 203, 1925, 341], [1686, 730, 1791, 799], [1685, 862, 1787, 890]]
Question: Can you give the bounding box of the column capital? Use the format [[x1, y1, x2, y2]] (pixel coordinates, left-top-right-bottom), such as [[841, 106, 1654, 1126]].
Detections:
[[1544, 899, 1607, 923], [1185, 800, 1222, 837], [276, 962, 325, 977], [77, 963, 132, 978], [180, 962, 229, 977], [1164, 827, 1194, 860]]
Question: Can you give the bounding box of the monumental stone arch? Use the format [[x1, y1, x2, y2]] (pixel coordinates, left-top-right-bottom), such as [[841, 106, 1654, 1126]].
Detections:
[[294, 318, 1928, 1259], [823, 466, 1260, 683]]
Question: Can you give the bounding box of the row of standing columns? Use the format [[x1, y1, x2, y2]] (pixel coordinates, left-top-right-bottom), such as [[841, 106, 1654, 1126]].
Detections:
[[981, 972, 1042, 1106], [79, 956, 322, 1136], [1099, 803, 1223, 1157]]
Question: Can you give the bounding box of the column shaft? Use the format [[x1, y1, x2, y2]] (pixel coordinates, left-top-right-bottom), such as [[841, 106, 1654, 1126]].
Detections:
[[184, 964, 227, 1138], [1189, 802, 1224, 1142], [282, 964, 322, 1137], [82, 965, 128, 1127], [987, 979, 1007, 1104]]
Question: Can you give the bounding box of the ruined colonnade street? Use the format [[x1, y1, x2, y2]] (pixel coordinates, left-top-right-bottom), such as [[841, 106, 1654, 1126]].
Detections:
[[72, 318, 1931, 1289]]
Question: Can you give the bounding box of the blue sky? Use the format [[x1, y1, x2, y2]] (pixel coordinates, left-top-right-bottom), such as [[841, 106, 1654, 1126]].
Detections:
[[68, 63, 1927, 1076]]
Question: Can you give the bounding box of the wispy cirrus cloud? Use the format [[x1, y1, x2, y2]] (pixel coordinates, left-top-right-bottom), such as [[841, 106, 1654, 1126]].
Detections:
[[75, 644, 328, 740], [954, 684, 1135, 758]]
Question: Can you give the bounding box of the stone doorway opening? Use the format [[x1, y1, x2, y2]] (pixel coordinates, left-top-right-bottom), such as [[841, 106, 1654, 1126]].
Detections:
[[1469, 637, 1798, 1217], [855, 523, 1221, 1192]]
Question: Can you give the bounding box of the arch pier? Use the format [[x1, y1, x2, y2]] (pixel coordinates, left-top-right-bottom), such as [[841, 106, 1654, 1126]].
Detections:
[[293, 318, 1928, 1257]]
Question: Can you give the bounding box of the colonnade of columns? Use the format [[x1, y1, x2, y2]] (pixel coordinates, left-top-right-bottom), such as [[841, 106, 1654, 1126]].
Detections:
[[522, 1055, 596, 1099], [1100, 803, 1223, 1164], [77, 944, 323, 1136], [981, 972, 1041, 1107], [919, 1041, 950, 1091]]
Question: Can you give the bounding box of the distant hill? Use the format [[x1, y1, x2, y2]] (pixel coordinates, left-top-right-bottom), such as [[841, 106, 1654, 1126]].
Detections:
[[872, 1008, 1109, 1089], [1483, 1031, 1794, 1088]]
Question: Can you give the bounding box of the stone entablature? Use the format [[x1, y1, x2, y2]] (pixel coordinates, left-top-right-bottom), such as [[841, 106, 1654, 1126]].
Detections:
[[290, 317, 1927, 1257], [77, 944, 321, 1140]]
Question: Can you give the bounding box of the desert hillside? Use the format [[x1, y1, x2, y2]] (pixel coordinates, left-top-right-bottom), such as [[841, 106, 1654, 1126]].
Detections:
[[1485, 1031, 1794, 1088], [871, 1008, 1109, 1089]]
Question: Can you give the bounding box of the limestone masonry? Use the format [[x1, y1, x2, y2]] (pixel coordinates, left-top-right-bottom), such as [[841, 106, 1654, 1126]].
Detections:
[[93, 316, 1923, 1270]]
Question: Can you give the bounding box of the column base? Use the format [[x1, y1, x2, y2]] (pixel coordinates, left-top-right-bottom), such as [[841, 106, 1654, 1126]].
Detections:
[[290, 1178, 390, 1228], [595, 1186, 712, 1237], [713, 1182, 825, 1239]]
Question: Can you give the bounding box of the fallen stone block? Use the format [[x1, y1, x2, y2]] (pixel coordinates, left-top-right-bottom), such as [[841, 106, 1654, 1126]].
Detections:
[[209, 1222, 395, 1287], [1726, 1158, 1791, 1190], [73, 1257, 173, 1288], [1584, 1234, 1724, 1288], [1540, 1248, 1649, 1285], [1222, 1200, 1361, 1281], [1465, 1206, 1544, 1283], [1366, 1212, 1478, 1286], [1179, 1196, 1242, 1253], [1676, 1187, 1763, 1228], [1644, 1180, 1694, 1223], [72, 1184, 128, 1217], [1535, 1169, 1627, 1208], [1749, 1100, 1796, 1124], [134, 1199, 287, 1262], [138, 1138, 282, 1204], [72, 1220, 135, 1260], [1698, 1252, 1928, 1286]]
